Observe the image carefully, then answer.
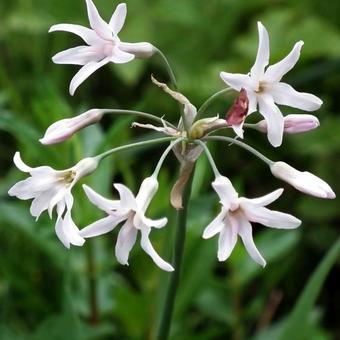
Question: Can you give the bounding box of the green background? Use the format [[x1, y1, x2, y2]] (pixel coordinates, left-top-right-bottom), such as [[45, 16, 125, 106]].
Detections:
[[0, 0, 339, 339]]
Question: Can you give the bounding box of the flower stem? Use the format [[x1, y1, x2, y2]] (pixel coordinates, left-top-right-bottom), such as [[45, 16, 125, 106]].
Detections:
[[156, 174, 194, 340], [155, 48, 178, 90], [194, 140, 221, 178], [197, 87, 234, 119], [204, 135, 274, 165]]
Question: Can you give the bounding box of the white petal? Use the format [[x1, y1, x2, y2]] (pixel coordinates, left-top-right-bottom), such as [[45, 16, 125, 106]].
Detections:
[[250, 22, 270, 82], [49, 24, 100, 45], [269, 82, 322, 111], [140, 228, 174, 271], [83, 184, 120, 213], [237, 215, 266, 267], [111, 47, 135, 64], [69, 57, 110, 96], [257, 94, 284, 147], [48, 187, 68, 217], [52, 46, 103, 65], [203, 208, 226, 239], [62, 211, 85, 246], [240, 188, 284, 207], [247, 91, 258, 114], [264, 41, 304, 83], [8, 176, 54, 199], [232, 123, 244, 139], [55, 216, 70, 249], [30, 189, 59, 219], [115, 218, 137, 265], [114, 183, 137, 210], [212, 176, 238, 210], [13, 152, 32, 172], [109, 3, 127, 34], [217, 217, 238, 261], [85, 0, 112, 40], [243, 205, 301, 229], [80, 215, 123, 238], [134, 212, 167, 230], [136, 177, 158, 211], [220, 72, 251, 92]]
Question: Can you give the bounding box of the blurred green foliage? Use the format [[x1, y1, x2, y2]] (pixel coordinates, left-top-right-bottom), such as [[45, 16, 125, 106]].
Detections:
[[0, 0, 339, 339]]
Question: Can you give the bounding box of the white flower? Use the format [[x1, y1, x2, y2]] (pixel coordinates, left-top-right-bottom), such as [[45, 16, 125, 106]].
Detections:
[[270, 161, 335, 199], [8, 152, 99, 248], [50, 1, 155, 95], [203, 176, 301, 266], [40, 109, 108, 145], [220, 22, 322, 147], [80, 177, 174, 271]]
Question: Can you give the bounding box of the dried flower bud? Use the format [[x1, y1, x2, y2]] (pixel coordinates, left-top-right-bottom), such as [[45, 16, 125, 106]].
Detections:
[[188, 117, 227, 139], [226, 89, 249, 126]]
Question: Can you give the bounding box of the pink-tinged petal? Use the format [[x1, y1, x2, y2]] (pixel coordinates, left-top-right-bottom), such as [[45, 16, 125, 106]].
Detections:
[[85, 0, 112, 40], [109, 3, 127, 34], [237, 215, 266, 267], [220, 72, 251, 92], [242, 204, 301, 229], [80, 215, 123, 238], [83, 184, 120, 213], [49, 24, 100, 45], [111, 47, 135, 63], [217, 217, 237, 261], [212, 176, 238, 210], [52, 45, 103, 66], [140, 228, 174, 271], [269, 82, 323, 111], [115, 218, 137, 265], [240, 188, 284, 207], [114, 183, 137, 210], [69, 57, 110, 96], [282, 114, 320, 134], [13, 152, 32, 172], [257, 94, 284, 147], [264, 41, 304, 83], [250, 22, 270, 82], [62, 211, 85, 247], [203, 208, 226, 239], [55, 216, 70, 249]]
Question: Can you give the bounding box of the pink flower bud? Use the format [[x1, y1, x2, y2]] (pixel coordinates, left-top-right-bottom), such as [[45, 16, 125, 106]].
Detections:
[[40, 109, 107, 145], [225, 89, 249, 126], [256, 114, 319, 134]]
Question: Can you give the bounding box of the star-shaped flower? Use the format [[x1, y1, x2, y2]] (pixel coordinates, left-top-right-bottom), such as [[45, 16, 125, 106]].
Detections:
[[80, 177, 174, 271], [8, 152, 98, 248], [220, 22, 322, 147], [203, 176, 301, 266], [50, 0, 155, 95]]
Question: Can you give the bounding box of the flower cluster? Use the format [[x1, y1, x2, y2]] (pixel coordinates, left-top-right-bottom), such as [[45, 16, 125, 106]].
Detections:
[[9, 0, 335, 271]]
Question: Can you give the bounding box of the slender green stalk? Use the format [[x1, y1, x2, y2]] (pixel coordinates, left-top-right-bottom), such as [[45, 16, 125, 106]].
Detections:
[[155, 48, 178, 90], [86, 242, 98, 324], [197, 87, 234, 118], [194, 140, 221, 177], [95, 136, 178, 161], [204, 135, 273, 165], [156, 175, 194, 340]]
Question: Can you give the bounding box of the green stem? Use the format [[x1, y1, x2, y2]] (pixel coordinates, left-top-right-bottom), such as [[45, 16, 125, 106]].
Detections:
[[196, 87, 234, 119], [86, 242, 98, 324], [156, 174, 194, 340], [194, 140, 221, 178], [204, 135, 273, 165], [155, 48, 178, 90], [95, 136, 178, 161]]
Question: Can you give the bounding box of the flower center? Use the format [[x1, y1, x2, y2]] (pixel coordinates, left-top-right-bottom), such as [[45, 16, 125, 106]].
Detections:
[[255, 81, 267, 93], [60, 170, 76, 184]]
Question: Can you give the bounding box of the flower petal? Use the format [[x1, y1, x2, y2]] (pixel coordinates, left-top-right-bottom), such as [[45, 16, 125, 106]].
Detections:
[[109, 3, 127, 34], [269, 82, 322, 111], [30, 188, 59, 219], [85, 0, 112, 40], [212, 176, 238, 210], [115, 218, 137, 265], [217, 217, 237, 261], [203, 208, 226, 239], [140, 228, 174, 271], [62, 211, 85, 247], [114, 183, 137, 210], [264, 41, 304, 83], [240, 188, 284, 207], [257, 94, 284, 147], [243, 205, 301, 229], [49, 24, 100, 45], [80, 215, 123, 238], [134, 211, 167, 230], [69, 57, 110, 96], [237, 215, 266, 267], [250, 22, 270, 82], [55, 216, 70, 249], [220, 72, 251, 92], [13, 152, 32, 172], [111, 46, 135, 63], [52, 45, 103, 65]]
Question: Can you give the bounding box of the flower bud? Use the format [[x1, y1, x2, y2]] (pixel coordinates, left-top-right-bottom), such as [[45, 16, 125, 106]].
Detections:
[[120, 42, 156, 59], [40, 109, 106, 145], [225, 89, 249, 126], [188, 117, 227, 139], [255, 114, 320, 134], [270, 161, 335, 199]]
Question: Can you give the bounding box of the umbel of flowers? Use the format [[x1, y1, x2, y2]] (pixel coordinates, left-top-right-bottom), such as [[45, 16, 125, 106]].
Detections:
[[9, 1, 335, 272]]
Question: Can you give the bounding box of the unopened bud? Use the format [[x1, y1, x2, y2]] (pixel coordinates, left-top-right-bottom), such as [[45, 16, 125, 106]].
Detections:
[[120, 42, 156, 59], [255, 114, 320, 134], [40, 109, 106, 145], [189, 117, 226, 139]]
